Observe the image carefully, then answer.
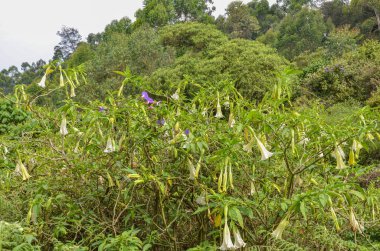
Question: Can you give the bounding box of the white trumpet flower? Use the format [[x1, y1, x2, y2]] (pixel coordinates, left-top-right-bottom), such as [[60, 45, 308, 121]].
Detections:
[[250, 181, 256, 195], [337, 145, 346, 160], [349, 208, 364, 233], [60, 71, 64, 87], [188, 158, 196, 180], [298, 131, 310, 145], [352, 139, 363, 158], [255, 136, 273, 160], [37, 74, 47, 88], [228, 113, 235, 128], [104, 137, 115, 153], [334, 146, 346, 169], [60, 116, 68, 136], [215, 92, 224, 118], [219, 221, 235, 250], [195, 193, 206, 205], [15, 160, 31, 181], [233, 228, 246, 249], [171, 91, 179, 100], [70, 84, 76, 98], [272, 219, 289, 239]]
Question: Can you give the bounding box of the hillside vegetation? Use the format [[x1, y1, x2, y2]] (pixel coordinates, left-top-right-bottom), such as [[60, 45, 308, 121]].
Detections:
[[1, 0, 380, 250]]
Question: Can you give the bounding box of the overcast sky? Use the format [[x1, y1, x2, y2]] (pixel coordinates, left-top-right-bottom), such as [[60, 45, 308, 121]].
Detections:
[[0, 0, 275, 70]]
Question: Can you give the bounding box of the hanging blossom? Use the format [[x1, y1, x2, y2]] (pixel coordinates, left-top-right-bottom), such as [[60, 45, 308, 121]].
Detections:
[[188, 158, 196, 180], [215, 92, 224, 118], [60, 116, 68, 136], [141, 91, 154, 104], [330, 207, 340, 231], [195, 193, 206, 206], [4, 145, 9, 154], [272, 219, 289, 239], [337, 145, 346, 160], [366, 132, 375, 142], [233, 228, 246, 249], [37, 74, 47, 88], [59, 66, 65, 87], [349, 208, 364, 233], [298, 131, 310, 145], [334, 145, 346, 169], [352, 139, 363, 158], [348, 148, 356, 166], [69, 82, 76, 98], [223, 95, 230, 108], [249, 181, 256, 195], [104, 137, 115, 153], [15, 159, 31, 181], [228, 113, 235, 128], [220, 207, 234, 250], [171, 89, 179, 100], [255, 135, 273, 160]]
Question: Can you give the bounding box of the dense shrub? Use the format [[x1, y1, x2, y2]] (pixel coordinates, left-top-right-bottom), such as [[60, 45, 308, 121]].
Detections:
[[1, 70, 379, 249], [0, 98, 28, 134], [150, 38, 289, 100], [302, 40, 380, 104]]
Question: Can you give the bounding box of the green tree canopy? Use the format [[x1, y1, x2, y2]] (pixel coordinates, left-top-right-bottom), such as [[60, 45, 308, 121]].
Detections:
[[53, 26, 82, 60], [274, 8, 329, 59], [223, 1, 260, 39], [150, 37, 288, 100]]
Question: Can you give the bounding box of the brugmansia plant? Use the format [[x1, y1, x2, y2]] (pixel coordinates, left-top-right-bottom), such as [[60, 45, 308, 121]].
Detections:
[[0, 65, 379, 250]]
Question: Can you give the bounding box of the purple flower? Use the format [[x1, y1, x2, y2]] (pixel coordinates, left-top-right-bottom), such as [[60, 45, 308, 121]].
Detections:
[[185, 129, 190, 135], [99, 106, 105, 112], [141, 91, 154, 104], [157, 119, 165, 126], [324, 67, 329, 73]]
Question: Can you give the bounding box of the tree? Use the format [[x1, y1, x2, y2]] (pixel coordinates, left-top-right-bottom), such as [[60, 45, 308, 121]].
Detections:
[[150, 35, 288, 100], [248, 0, 283, 36], [224, 1, 260, 39], [159, 22, 228, 55], [275, 8, 329, 59], [104, 17, 133, 38], [54, 26, 82, 60], [320, 0, 350, 27], [135, 0, 176, 27], [66, 42, 94, 68], [173, 0, 215, 22], [351, 0, 380, 34], [87, 32, 103, 47], [276, 0, 321, 13]]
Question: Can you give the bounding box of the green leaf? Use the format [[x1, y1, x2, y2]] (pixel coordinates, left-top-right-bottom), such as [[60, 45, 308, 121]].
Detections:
[[299, 201, 307, 220], [349, 190, 365, 201], [319, 193, 329, 208], [229, 207, 244, 228], [193, 206, 209, 215]]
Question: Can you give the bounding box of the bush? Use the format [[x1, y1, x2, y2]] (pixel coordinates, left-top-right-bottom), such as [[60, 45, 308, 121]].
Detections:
[[1, 73, 379, 249], [150, 39, 289, 100], [302, 40, 380, 104], [0, 99, 28, 134]]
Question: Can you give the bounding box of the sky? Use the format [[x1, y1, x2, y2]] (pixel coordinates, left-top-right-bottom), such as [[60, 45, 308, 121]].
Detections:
[[0, 0, 275, 70]]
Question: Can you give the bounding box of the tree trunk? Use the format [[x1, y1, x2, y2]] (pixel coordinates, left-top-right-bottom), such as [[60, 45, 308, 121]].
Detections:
[[374, 8, 380, 31]]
